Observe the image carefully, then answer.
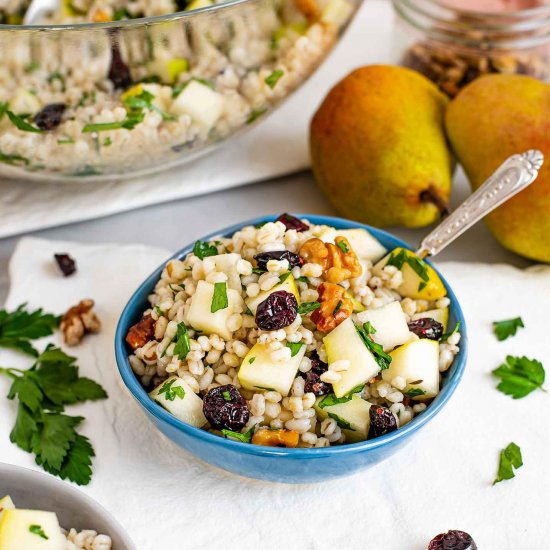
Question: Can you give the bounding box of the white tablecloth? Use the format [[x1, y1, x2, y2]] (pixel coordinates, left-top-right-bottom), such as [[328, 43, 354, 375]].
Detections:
[[1, 237, 549, 549], [0, 0, 394, 239]]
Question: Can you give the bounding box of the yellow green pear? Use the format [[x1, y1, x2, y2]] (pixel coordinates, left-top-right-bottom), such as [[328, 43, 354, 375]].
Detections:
[[446, 74, 550, 263], [310, 65, 453, 228]]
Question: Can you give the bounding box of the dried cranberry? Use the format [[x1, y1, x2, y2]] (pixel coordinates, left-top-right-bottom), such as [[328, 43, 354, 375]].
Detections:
[[408, 318, 444, 340], [428, 531, 477, 550], [255, 290, 298, 331], [203, 384, 249, 431], [301, 354, 330, 396], [276, 213, 309, 232], [108, 32, 132, 89], [254, 250, 304, 271], [34, 103, 66, 131], [368, 406, 397, 439], [54, 253, 76, 276]]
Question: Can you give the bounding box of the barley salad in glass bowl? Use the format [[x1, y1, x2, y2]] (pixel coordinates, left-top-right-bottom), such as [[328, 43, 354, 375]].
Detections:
[[116, 214, 467, 481], [0, 0, 358, 182]]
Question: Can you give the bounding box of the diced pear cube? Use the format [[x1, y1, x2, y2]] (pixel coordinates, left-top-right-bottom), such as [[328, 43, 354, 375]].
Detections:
[[0, 496, 15, 523], [412, 308, 449, 331], [382, 339, 440, 400], [245, 274, 300, 315], [360, 301, 416, 352], [150, 376, 207, 428], [314, 395, 372, 442], [321, 0, 354, 27], [187, 280, 244, 340], [211, 253, 242, 292], [9, 89, 41, 116], [374, 248, 447, 301], [324, 317, 380, 397], [0, 509, 66, 549], [171, 80, 225, 130], [317, 227, 386, 262], [238, 342, 306, 396]]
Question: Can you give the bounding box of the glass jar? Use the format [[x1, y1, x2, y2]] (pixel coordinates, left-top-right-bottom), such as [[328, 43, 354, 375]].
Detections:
[[392, 0, 550, 97]]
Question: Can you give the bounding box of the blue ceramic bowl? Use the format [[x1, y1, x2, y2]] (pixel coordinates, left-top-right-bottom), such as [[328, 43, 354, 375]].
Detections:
[[115, 214, 468, 483]]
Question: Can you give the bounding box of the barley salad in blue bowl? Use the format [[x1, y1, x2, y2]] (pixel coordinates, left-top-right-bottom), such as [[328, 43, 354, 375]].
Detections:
[[115, 214, 467, 482]]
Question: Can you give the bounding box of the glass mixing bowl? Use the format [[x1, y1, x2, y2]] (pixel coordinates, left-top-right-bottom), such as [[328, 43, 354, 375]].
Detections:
[[0, 0, 359, 182]]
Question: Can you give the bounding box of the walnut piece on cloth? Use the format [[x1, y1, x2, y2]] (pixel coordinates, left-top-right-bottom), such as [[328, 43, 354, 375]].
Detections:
[[60, 299, 101, 346]]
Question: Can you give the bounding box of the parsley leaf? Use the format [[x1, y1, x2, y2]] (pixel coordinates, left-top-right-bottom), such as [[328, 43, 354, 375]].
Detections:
[[211, 282, 228, 313], [336, 240, 349, 254], [248, 357, 256, 364], [333, 300, 343, 316], [0, 305, 60, 357], [354, 322, 392, 371], [1, 345, 107, 485], [82, 114, 144, 133], [6, 111, 44, 133], [494, 442, 523, 485], [173, 323, 190, 360], [29, 525, 48, 540], [441, 322, 460, 342], [318, 393, 352, 408], [193, 240, 218, 260], [492, 355, 545, 399], [386, 249, 429, 291], [247, 108, 267, 124], [222, 427, 254, 443], [265, 69, 284, 89], [493, 317, 524, 341], [286, 342, 303, 357], [279, 272, 291, 283], [158, 379, 185, 401], [327, 412, 355, 431], [298, 302, 320, 315], [404, 387, 426, 398]]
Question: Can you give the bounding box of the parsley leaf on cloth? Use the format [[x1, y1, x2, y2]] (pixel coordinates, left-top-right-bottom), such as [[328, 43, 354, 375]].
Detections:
[[0, 304, 60, 356], [1, 344, 107, 485], [492, 355, 545, 399], [494, 442, 523, 485], [493, 317, 525, 341]]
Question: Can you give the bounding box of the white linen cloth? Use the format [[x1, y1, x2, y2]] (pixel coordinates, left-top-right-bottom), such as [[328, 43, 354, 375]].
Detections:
[[0, 1, 394, 239], [1, 237, 549, 549]]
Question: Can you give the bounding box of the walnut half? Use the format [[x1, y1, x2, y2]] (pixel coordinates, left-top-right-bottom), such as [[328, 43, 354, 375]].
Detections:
[[60, 299, 101, 347], [311, 282, 353, 332], [299, 236, 362, 284]]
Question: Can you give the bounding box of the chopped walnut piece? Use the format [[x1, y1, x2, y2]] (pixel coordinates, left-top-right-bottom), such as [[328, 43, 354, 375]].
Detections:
[[125, 314, 156, 350], [311, 282, 353, 332], [252, 428, 299, 448], [299, 236, 362, 284], [60, 299, 101, 347], [292, 0, 320, 21]]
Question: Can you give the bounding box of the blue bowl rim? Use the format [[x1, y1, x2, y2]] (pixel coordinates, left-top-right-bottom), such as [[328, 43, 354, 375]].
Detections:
[[115, 214, 468, 458]]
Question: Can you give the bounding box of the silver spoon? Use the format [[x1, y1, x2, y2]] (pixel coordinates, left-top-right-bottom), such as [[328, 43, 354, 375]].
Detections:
[[416, 149, 544, 259], [23, 0, 57, 25]]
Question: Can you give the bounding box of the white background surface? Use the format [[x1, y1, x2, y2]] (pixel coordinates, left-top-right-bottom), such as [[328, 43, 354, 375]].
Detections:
[[0, 237, 548, 550]]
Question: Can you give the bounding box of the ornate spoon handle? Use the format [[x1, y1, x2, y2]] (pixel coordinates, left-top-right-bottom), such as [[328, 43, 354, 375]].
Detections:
[[416, 150, 544, 259]]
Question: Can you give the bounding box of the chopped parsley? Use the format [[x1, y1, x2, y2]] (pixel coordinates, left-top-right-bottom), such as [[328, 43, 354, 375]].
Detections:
[[404, 388, 426, 398], [354, 322, 392, 371], [265, 69, 284, 89], [386, 249, 430, 292], [222, 427, 254, 443], [82, 114, 144, 133], [57, 138, 75, 145], [0, 150, 30, 166], [222, 390, 231, 401], [279, 272, 292, 283], [252, 267, 266, 275], [296, 276, 309, 284], [47, 71, 66, 92], [29, 525, 48, 540], [173, 323, 191, 360], [5, 110, 44, 134], [211, 282, 228, 313], [286, 342, 303, 357], [193, 240, 218, 260], [247, 108, 267, 124], [494, 442, 523, 485], [336, 240, 349, 254], [255, 386, 276, 391], [493, 317, 524, 341], [333, 300, 343, 316], [327, 412, 355, 431], [103, 137, 112, 147], [318, 394, 352, 408], [297, 302, 320, 315], [158, 379, 185, 401], [492, 355, 545, 399], [248, 357, 256, 364], [440, 322, 460, 342], [122, 89, 174, 121]]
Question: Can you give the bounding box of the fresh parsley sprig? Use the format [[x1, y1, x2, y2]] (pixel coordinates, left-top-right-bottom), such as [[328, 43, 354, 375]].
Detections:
[[386, 249, 430, 291], [1, 345, 107, 485], [0, 305, 60, 357], [493, 317, 524, 341], [492, 355, 545, 399], [494, 442, 523, 485], [297, 302, 320, 315], [193, 240, 218, 260]]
